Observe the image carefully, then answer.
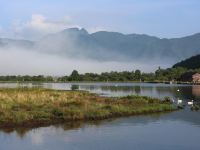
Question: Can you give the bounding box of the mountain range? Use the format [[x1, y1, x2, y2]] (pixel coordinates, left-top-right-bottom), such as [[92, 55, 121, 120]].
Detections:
[[1, 28, 200, 63]]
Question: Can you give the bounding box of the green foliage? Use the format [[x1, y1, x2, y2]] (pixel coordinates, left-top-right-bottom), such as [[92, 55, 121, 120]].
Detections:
[[155, 67, 188, 81], [135, 70, 141, 80], [52, 108, 64, 118], [0, 75, 54, 82], [173, 54, 200, 69], [68, 70, 80, 81], [163, 97, 171, 104], [58, 70, 144, 82]]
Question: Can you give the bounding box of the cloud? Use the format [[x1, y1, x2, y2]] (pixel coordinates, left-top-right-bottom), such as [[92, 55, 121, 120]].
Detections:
[[23, 14, 77, 33], [2, 14, 80, 40], [1, 14, 112, 40]]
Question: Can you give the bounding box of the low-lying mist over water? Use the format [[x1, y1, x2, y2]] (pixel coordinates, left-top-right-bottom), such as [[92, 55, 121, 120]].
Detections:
[[0, 28, 200, 75], [0, 47, 167, 75]]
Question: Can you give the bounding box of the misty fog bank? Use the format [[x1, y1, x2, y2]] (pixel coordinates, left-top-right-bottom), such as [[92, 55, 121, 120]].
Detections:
[[0, 47, 171, 75], [1, 28, 199, 75]]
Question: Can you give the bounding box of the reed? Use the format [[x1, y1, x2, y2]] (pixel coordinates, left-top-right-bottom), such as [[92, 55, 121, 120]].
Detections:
[[0, 88, 175, 127]]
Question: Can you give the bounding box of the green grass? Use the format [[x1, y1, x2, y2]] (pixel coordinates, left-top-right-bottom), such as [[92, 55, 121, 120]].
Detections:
[[0, 88, 176, 127]]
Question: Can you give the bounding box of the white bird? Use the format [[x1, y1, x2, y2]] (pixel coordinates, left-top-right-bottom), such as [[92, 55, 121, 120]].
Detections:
[[177, 99, 182, 105], [177, 89, 180, 92], [188, 100, 194, 105]]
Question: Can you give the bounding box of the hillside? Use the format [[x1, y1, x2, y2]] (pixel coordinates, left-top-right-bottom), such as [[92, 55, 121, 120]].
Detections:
[[173, 54, 200, 69], [0, 38, 34, 48], [36, 29, 200, 62]]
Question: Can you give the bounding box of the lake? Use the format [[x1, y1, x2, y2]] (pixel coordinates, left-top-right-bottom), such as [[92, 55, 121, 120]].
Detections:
[[0, 82, 200, 150]]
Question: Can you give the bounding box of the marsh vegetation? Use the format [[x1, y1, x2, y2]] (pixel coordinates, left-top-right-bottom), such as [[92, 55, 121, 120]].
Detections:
[[0, 88, 175, 128]]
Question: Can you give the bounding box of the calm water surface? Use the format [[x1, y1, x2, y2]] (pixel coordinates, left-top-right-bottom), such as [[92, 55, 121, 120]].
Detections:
[[0, 82, 200, 150]]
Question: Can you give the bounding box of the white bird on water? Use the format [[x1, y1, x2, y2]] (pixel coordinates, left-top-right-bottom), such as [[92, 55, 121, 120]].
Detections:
[[177, 99, 183, 105], [188, 100, 194, 105]]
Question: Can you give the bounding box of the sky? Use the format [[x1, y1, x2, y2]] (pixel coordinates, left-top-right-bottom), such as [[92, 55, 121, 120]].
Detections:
[[0, 0, 200, 40], [0, 0, 199, 75]]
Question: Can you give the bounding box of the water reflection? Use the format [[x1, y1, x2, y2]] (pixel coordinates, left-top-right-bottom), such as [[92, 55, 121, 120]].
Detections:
[[192, 85, 200, 97], [71, 84, 79, 90], [0, 109, 199, 137], [75, 83, 200, 101], [0, 119, 116, 139], [0, 111, 200, 150], [0, 82, 200, 101]]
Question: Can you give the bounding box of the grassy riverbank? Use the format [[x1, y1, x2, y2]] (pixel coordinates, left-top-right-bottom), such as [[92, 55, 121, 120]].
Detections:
[[0, 88, 175, 128]]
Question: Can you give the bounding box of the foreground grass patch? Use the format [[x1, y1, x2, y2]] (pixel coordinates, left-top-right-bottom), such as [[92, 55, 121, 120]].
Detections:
[[0, 88, 175, 127]]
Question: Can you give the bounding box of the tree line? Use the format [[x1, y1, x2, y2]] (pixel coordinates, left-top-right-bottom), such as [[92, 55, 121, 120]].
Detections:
[[0, 67, 199, 82], [0, 75, 54, 82], [58, 67, 199, 82]]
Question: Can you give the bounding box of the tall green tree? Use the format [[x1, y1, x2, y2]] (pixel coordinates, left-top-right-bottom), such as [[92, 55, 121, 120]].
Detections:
[[69, 70, 80, 81], [135, 70, 141, 81]]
